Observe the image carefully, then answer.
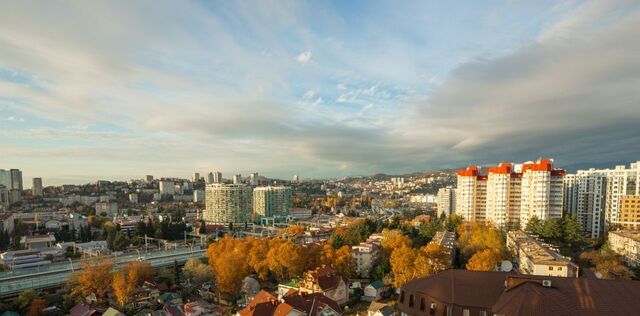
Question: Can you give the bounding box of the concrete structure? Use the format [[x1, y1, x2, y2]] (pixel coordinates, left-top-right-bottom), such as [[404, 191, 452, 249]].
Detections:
[[352, 234, 382, 278], [0, 170, 10, 189], [252, 186, 292, 221], [20, 235, 56, 249], [436, 187, 455, 216], [213, 171, 222, 184], [250, 172, 259, 186], [144, 175, 154, 183], [363, 282, 388, 303], [206, 172, 214, 184], [233, 174, 242, 185], [192, 172, 200, 182], [128, 193, 138, 204], [563, 170, 607, 238], [32, 177, 43, 197], [95, 202, 119, 216], [193, 190, 205, 203], [608, 230, 640, 267], [158, 180, 175, 195], [507, 230, 579, 278], [292, 175, 299, 183], [204, 184, 252, 225], [618, 195, 640, 229], [9, 169, 22, 191], [456, 159, 565, 229], [429, 231, 456, 267]]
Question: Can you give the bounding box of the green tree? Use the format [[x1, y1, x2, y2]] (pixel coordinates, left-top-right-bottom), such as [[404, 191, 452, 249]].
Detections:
[[541, 218, 563, 241], [562, 216, 586, 249], [525, 216, 543, 236]]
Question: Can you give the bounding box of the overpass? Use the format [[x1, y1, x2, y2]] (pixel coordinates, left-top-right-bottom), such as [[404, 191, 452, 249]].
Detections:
[[0, 247, 206, 298]]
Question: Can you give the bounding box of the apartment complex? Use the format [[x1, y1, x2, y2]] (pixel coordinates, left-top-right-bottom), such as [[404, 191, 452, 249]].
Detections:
[[158, 180, 175, 195], [32, 177, 43, 197], [618, 195, 640, 229], [204, 184, 252, 224], [507, 230, 579, 278], [455, 159, 564, 228], [398, 270, 640, 316], [608, 230, 640, 267], [436, 187, 456, 216], [252, 186, 292, 221], [428, 231, 456, 267], [563, 161, 640, 237], [352, 234, 382, 278]]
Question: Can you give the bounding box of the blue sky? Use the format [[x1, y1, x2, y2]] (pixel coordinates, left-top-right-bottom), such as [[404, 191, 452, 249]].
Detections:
[[1, 0, 640, 186]]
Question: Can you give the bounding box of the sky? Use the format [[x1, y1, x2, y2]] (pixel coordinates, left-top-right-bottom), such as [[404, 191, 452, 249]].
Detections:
[[1, 0, 640, 186]]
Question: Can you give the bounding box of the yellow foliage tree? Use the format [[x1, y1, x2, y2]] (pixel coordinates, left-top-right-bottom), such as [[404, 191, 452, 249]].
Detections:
[[381, 229, 412, 253], [71, 260, 114, 303], [207, 236, 250, 300], [457, 221, 506, 264], [390, 243, 452, 288], [466, 249, 502, 271], [246, 238, 271, 280], [112, 260, 154, 307]]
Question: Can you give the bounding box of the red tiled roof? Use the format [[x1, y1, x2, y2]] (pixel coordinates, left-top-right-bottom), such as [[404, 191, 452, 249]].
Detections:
[[457, 166, 478, 177], [237, 290, 279, 316]]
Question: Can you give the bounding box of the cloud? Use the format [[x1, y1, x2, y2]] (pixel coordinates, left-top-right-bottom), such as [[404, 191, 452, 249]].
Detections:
[[295, 51, 312, 64], [6, 116, 24, 122]]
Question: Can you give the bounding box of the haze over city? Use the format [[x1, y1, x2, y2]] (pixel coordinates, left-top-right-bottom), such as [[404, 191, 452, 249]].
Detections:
[[2, 0, 639, 185]]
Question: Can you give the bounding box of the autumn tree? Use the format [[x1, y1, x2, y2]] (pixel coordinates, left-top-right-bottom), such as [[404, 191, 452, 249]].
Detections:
[[71, 259, 114, 304], [390, 243, 451, 288], [267, 240, 306, 281], [457, 222, 507, 265], [320, 244, 354, 277], [183, 258, 215, 285], [466, 249, 502, 271], [580, 243, 632, 280], [207, 236, 250, 300], [112, 260, 155, 308]]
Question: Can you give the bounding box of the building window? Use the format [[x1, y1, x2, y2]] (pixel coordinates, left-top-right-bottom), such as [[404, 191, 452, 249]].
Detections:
[[558, 267, 563, 271], [400, 291, 405, 304], [420, 298, 426, 311], [409, 294, 415, 308], [463, 309, 470, 316], [548, 266, 553, 270], [446, 306, 453, 316], [430, 303, 437, 315], [479, 311, 487, 316]]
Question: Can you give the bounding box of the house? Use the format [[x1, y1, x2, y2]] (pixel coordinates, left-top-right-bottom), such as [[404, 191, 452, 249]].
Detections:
[[398, 269, 640, 316], [101, 307, 125, 316], [237, 290, 342, 316], [278, 266, 349, 305], [363, 280, 387, 301], [352, 236, 381, 278], [367, 302, 396, 316], [69, 303, 97, 316]]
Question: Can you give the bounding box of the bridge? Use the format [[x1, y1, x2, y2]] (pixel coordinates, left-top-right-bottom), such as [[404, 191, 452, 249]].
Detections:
[[0, 247, 206, 298]]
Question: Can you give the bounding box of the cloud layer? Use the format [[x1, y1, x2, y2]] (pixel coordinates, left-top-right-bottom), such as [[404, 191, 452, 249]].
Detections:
[[0, 0, 639, 185]]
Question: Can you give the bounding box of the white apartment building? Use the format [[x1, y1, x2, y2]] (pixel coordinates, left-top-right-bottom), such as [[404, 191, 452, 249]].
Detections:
[[252, 186, 292, 221], [250, 172, 259, 186], [206, 172, 214, 184], [204, 184, 252, 224], [352, 234, 383, 278], [32, 177, 43, 197], [563, 171, 606, 238], [436, 187, 456, 216], [608, 230, 640, 267], [519, 160, 565, 228], [507, 230, 579, 278], [456, 159, 564, 228], [158, 180, 175, 195], [564, 161, 640, 236], [233, 174, 242, 184], [192, 172, 200, 182], [213, 171, 222, 184]]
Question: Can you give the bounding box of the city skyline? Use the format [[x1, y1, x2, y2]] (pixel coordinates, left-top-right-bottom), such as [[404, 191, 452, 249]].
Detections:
[[2, 0, 640, 185]]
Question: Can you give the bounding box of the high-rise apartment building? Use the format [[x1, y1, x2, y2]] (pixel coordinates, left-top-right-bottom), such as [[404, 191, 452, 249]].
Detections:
[[250, 172, 259, 186], [10, 169, 22, 191], [253, 186, 292, 221], [204, 184, 252, 224], [618, 196, 640, 230], [437, 186, 456, 216], [192, 172, 200, 182], [144, 175, 154, 183], [159, 180, 175, 195], [233, 174, 242, 184], [213, 171, 222, 184], [292, 175, 299, 183], [519, 159, 565, 228], [0, 170, 11, 189], [563, 171, 606, 238], [563, 161, 640, 236], [32, 178, 43, 197], [456, 159, 564, 229], [206, 172, 214, 184]]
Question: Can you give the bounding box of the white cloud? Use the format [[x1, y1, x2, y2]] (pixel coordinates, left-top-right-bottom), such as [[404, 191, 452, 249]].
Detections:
[[295, 51, 312, 64], [6, 116, 24, 122]]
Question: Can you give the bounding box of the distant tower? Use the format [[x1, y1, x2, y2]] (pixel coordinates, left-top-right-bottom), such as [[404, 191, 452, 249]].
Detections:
[[192, 172, 200, 182], [206, 172, 214, 184], [213, 171, 222, 184], [32, 178, 43, 197], [233, 174, 242, 184], [292, 175, 299, 183], [250, 172, 259, 186]]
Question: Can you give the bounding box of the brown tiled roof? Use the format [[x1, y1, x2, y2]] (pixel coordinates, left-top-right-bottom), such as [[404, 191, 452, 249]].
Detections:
[[237, 290, 278, 316], [277, 291, 342, 316], [400, 270, 640, 316]]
